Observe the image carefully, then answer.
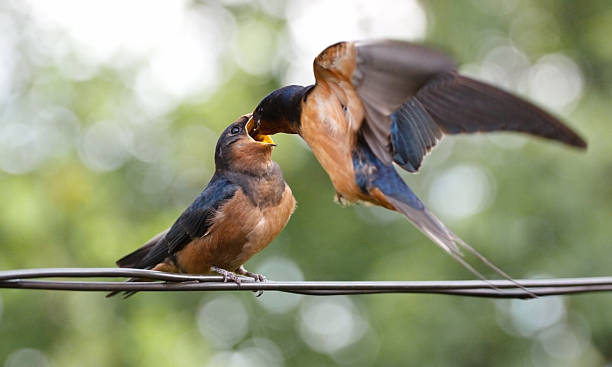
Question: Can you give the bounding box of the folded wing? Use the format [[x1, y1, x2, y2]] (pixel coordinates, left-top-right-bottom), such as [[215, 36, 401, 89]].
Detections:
[[122, 177, 238, 270]]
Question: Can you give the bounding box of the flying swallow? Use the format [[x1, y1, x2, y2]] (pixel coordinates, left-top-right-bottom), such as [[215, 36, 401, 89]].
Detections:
[[109, 114, 295, 296], [247, 39, 586, 282]]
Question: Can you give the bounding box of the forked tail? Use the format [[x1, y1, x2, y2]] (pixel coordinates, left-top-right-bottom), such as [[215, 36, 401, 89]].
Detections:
[[373, 167, 535, 297], [107, 229, 169, 298]]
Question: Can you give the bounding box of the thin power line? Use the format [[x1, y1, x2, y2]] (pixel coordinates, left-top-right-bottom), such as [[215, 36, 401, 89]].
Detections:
[[1, 268, 612, 298]]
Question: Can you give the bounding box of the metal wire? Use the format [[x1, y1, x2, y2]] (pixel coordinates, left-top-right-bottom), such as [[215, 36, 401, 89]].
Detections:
[[1, 268, 612, 298]]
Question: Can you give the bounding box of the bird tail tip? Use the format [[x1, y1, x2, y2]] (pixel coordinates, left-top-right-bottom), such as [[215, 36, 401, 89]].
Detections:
[[386, 196, 536, 298]]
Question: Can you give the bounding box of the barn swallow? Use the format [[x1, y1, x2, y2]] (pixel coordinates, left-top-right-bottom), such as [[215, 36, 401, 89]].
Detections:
[[108, 114, 295, 296], [247, 40, 587, 282]]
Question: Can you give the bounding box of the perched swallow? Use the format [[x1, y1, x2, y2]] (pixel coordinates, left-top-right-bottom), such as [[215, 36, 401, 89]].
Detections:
[[109, 114, 295, 296], [248, 40, 586, 281]]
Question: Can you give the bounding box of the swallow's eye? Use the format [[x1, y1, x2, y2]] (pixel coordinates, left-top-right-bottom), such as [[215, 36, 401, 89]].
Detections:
[[230, 126, 240, 135]]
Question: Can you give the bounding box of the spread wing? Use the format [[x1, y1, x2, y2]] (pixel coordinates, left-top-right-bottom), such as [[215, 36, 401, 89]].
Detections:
[[313, 39, 587, 170], [390, 71, 587, 171], [122, 176, 238, 269]]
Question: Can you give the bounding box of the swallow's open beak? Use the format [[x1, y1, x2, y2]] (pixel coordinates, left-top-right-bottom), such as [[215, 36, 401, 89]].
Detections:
[[247, 116, 275, 146]]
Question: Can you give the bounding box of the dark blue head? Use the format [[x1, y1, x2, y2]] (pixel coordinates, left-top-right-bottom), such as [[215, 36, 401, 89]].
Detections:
[[215, 114, 276, 174], [249, 85, 313, 136]]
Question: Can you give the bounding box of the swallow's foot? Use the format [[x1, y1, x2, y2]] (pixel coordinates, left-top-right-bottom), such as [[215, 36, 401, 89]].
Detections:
[[237, 265, 266, 296], [237, 265, 266, 282], [211, 266, 241, 285]]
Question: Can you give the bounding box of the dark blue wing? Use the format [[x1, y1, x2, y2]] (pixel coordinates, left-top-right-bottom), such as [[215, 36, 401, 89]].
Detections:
[[352, 40, 454, 165], [133, 175, 238, 269], [390, 99, 442, 172], [390, 71, 587, 173], [348, 41, 585, 173]]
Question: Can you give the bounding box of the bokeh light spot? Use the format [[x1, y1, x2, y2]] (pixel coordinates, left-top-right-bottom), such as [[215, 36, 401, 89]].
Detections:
[[284, 0, 427, 85], [537, 323, 586, 360], [77, 120, 131, 172], [428, 164, 495, 220], [507, 297, 565, 337], [232, 19, 278, 76], [298, 296, 368, 354], [255, 257, 304, 314], [206, 338, 285, 367], [0, 123, 45, 174], [208, 348, 281, 367], [237, 338, 284, 367], [0, 104, 80, 174], [527, 54, 584, 113], [4, 348, 51, 367], [126, 162, 175, 195], [198, 295, 250, 349], [0, 12, 18, 102]]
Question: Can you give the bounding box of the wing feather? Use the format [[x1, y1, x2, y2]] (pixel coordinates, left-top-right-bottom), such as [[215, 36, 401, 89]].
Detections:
[[416, 72, 587, 146], [351, 40, 454, 165], [125, 176, 238, 269], [313, 39, 586, 173]]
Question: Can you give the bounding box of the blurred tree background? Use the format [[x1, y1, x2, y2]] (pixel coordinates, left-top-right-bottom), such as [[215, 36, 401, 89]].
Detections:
[[0, 0, 611, 366]]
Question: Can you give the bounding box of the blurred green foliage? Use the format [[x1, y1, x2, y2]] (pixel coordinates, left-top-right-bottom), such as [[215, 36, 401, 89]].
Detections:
[[1, 1, 611, 366]]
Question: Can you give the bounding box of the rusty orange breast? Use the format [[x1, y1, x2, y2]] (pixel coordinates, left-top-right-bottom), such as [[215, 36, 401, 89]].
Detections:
[[299, 81, 368, 203], [175, 185, 295, 274]]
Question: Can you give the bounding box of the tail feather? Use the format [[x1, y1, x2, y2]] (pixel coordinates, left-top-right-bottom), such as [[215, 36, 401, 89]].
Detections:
[[105, 279, 143, 298], [384, 196, 535, 297], [115, 229, 168, 268], [108, 229, 169, 298]]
